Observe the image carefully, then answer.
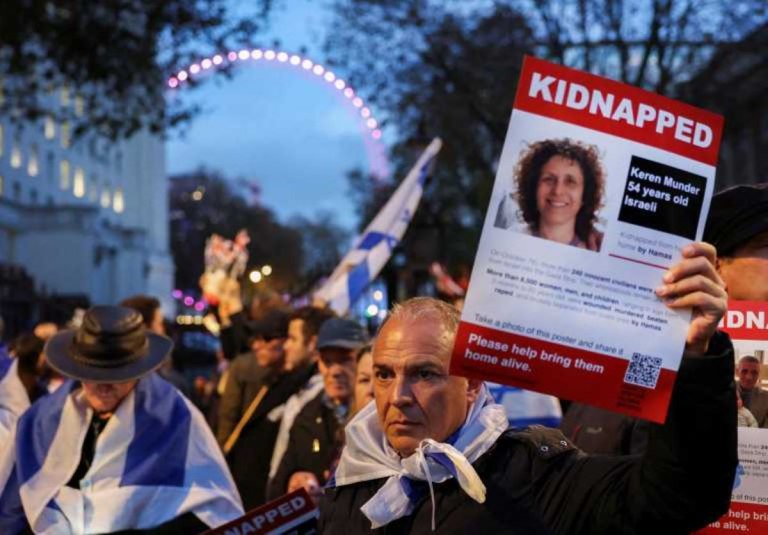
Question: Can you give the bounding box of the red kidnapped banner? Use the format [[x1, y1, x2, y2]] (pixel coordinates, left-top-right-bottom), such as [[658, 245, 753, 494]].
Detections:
[[204, 489, 317, 535], [719, 300, 768, 341], [514, 56, 723, 166], [695, 501, 768, 534], [450, 322, 676, 423]]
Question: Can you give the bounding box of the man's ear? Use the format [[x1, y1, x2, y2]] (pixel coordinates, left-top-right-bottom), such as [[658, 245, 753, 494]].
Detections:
[[307, 335, 317, 353], [466, 378, 483, 404]]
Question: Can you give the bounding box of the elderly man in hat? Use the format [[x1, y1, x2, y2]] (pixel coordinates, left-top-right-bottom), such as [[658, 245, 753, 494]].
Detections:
[[704, 182, 768, 427], [267, 317, 368, 501], [0, 306, 243, 533], [321, 242, 736, 533]]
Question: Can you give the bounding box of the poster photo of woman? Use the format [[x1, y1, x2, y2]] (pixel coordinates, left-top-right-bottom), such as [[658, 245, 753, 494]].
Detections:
[[494, 138, 606, 252]]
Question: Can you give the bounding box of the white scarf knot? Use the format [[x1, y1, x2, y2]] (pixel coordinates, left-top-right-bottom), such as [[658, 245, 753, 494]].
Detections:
[[333, 384, 508, 530]]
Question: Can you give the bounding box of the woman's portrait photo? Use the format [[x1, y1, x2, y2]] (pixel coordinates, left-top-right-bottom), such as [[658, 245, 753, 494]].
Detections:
[[495, 138, 606, 252]]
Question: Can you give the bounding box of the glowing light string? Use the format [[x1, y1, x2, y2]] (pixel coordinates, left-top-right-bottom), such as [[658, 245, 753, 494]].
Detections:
[[167, 48, 383, 142]]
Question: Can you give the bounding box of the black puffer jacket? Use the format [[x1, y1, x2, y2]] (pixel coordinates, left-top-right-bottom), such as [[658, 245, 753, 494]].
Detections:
[[319, 333, 737, 534]]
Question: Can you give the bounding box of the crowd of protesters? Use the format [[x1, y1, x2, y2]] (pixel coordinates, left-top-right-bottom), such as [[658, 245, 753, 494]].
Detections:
[[0, 182, 764, 533]]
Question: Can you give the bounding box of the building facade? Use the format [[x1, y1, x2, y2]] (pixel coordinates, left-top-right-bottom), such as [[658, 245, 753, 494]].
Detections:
[[0, 84, 174, 314]]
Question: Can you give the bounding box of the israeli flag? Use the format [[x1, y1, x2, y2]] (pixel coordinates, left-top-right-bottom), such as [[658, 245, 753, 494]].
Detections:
[[0, 373, 243, 533], [486, 383, 562, 428], [315, 138, 443, 315], [0, 357, 30, 449]]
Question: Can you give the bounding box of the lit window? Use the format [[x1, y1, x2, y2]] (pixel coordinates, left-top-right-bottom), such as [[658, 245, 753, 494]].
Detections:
[[44, 116, 56, 139], [10, 136, 22, 168], [60, 86, 70, 107], [100, 187, 111, 208], [73, 167, 85, 198], [60, 121, 70, 149], [27, 144, 38, 177], [59, 159, 70, 190], [113, 187, 124, 213], [75, 94, 84, 117]]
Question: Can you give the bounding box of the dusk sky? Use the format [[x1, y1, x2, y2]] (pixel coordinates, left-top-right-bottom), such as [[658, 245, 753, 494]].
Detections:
[[166, 0, 386, 231]]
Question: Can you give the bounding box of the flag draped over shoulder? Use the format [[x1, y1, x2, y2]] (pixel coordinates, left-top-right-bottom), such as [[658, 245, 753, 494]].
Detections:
[[486, 383, 562, 428], [0, 373, 243, 534], [0, 357, 30, 448], [315, 138, 443, 315]]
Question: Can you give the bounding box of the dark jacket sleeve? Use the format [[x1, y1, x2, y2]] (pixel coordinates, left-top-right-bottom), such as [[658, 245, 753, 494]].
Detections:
[[266, 414, 304, 501], [538, 331, 737, 534], [110, 512, 209, 534], [216, 357, 246, 446]]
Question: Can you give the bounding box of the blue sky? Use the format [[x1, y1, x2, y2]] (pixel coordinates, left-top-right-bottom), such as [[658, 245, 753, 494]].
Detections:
[[166, 0, 381, 230]]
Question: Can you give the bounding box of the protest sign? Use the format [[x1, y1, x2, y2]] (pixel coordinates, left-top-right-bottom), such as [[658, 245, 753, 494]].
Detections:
[[696, 300, 768, 534], [204, 488, 317, 535], [450, 55, 723, 423]]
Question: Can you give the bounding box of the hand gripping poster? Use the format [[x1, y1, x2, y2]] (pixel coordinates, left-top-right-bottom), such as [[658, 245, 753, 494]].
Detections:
[[450, 55, 723, 423], [697, 301, 768, 534]]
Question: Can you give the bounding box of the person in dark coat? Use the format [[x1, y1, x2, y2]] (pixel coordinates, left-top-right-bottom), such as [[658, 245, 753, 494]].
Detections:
[[559, 402, 649, 454], [267, 318, 368, 501], [320, 242, 737, 534], [222, 309, 322, 510]]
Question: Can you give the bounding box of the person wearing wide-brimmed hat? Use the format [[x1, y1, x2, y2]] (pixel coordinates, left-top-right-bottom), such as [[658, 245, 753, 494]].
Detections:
[[0, 306, 243, 534]]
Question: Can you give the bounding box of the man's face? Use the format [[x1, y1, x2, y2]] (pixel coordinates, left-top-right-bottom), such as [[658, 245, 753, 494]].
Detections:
[[284, 319, 315, 371], [718, 231, 768, 301], [737, 360, 761, 391], [253, 337, 286, 369], [318, 347, 357, 405], [82, 380, 138, 414], [354, 350, 374, 413], [373, 317, 479, 457]]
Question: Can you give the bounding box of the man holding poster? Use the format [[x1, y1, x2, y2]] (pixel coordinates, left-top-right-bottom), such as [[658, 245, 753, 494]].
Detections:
[[320, 252, 735, 533]]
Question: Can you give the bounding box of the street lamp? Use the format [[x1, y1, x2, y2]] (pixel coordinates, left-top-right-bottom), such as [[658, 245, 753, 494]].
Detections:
[[261, 264, 272, 276], [249, 270, 262, 283]]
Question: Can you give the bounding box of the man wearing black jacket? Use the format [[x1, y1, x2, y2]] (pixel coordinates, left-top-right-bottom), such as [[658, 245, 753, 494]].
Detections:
[[268, 318, 368, 501], [320, 242, 737, 534]]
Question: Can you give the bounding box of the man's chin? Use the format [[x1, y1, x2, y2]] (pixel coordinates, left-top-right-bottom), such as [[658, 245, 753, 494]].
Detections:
[[386, 433, 424, 458]]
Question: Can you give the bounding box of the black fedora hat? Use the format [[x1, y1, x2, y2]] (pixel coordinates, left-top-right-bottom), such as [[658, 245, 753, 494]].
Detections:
[[45, 305, 173, 383]]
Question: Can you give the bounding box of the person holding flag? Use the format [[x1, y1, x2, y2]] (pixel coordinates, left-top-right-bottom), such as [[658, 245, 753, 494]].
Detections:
[[0, 306, 243, 533]]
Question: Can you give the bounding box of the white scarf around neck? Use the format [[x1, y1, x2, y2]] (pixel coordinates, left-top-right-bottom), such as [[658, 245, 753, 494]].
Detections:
[[332, 384, 508, 530]]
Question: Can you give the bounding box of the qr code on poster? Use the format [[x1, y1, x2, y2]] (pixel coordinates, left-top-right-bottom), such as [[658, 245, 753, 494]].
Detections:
[[624, 353, 663, 389]]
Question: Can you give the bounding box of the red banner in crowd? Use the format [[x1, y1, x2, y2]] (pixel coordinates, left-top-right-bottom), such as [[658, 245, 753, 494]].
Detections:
[[696, 301, 768, 534], [204, 489, 317, 535]]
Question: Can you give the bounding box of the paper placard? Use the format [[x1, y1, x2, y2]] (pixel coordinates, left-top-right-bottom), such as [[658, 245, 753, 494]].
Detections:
[[204, 488, 317, 535], [696, 301, 768, 534], [451, 55, 723, 423]]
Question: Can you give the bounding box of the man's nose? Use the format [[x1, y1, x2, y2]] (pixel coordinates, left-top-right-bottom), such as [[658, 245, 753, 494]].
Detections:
[[390, 374, 413, 406]]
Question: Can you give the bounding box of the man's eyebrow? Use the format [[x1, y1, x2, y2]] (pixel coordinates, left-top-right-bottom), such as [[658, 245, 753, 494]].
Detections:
[[404, 359, 445, 372]]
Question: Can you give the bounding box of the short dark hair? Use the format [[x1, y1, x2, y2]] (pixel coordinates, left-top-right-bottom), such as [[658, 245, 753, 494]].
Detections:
[[13, 333, 44, 374], [514, 138, 605, 243], [356, 344, 373, 363], [119, 295, 161, 328], [738, 355, 761, 366], [289, 306, 336, 342]]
